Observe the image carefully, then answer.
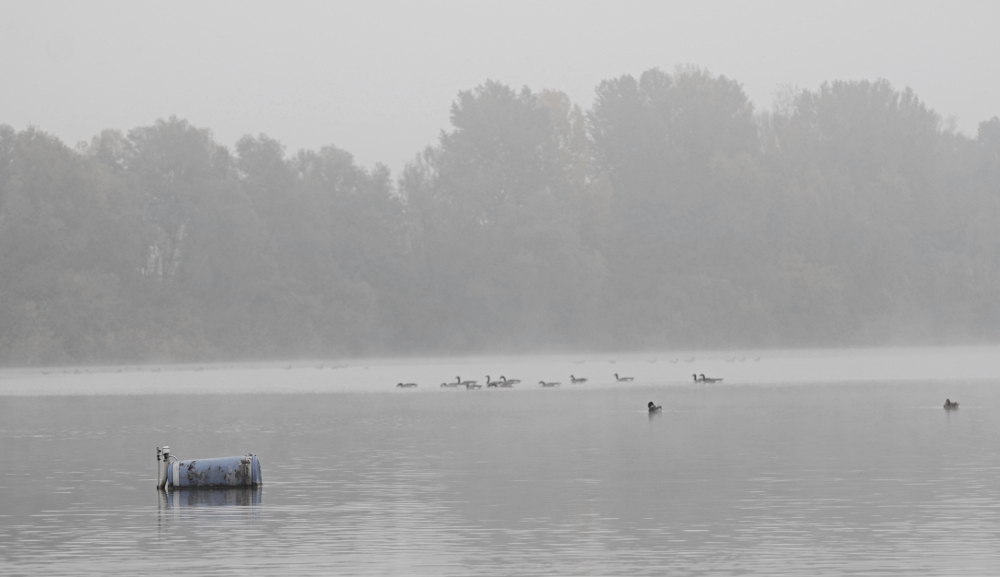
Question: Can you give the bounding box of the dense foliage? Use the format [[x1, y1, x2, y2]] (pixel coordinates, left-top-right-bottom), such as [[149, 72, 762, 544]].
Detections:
[[2, 68, 999, 364]]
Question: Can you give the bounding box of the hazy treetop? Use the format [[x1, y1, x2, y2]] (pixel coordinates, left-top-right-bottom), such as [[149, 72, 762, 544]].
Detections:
[[2, 0, 999, 174]]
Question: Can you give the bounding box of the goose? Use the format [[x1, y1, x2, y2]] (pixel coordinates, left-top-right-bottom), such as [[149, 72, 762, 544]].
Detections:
[[648, 401, 662, 413], [465, 382, 482, 389], [700, 374, 723, 383], [500, 376, 521, 385], [944, 399, 959, 410], [570, 375, 588, 384], [614, 373, 634, 382], [538, 380, 561, 387], [486, 375, 502, 387], [692, 374, 702, 382], [396, 382, 418, 388], [457, 376, 477, 386]]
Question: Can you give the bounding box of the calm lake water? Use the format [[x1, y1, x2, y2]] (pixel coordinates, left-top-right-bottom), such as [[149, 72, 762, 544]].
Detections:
[[2, 347, 1000, 575]]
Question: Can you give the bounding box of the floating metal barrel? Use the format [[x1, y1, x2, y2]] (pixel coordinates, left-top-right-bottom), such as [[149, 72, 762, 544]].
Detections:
[[165, 455, 262, 489]]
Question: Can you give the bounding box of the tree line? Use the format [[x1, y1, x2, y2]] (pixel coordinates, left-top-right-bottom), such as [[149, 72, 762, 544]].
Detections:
[[2, 66, 999, 365]]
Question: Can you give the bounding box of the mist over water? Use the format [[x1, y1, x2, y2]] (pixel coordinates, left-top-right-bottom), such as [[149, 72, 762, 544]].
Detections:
[[4, 5, 1000, 574], [3, 348, 1000, 575]]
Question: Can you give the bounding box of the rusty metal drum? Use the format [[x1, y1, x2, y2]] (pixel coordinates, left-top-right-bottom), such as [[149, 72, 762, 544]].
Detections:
[[166, 454, 262, 488]]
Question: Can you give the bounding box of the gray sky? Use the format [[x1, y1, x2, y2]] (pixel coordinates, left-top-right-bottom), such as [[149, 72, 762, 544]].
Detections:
[[3, 0, 998, 174]]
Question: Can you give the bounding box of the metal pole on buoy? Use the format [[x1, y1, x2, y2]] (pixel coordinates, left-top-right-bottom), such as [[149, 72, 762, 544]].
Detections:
[[157, 446, 170, 489]]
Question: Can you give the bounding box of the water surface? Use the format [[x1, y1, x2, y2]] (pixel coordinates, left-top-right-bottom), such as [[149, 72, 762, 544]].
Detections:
[[2, 348, 1000, 575]]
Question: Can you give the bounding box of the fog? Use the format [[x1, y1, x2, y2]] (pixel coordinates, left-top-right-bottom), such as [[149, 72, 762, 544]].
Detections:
[[1, 1, 999, 364], [4, 1, 999, 174]]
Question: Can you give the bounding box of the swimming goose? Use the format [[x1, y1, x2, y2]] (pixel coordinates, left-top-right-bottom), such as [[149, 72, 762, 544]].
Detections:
[[944, 399, 959, 410], [692, 374, 701, 382], [465, 382, 482, 389], [396, 382, 418, 388], [500, 376, 521, 385], [457, 376, 477, 386], [700, 374, 723, 383], [614, 373, 634, 382], [538, 380, 561, 387], [648, 401, 662, 413], [570, 375, 587, 384], [486, 375, 502, 387]]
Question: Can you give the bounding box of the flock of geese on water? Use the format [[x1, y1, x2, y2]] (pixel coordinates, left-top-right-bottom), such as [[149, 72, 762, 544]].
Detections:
[[395, 372, 727, 389], [38, 362, 961, 411]]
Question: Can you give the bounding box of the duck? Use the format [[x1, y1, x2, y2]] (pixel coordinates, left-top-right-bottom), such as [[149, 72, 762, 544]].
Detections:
[[538, 380, 561, 387], [614, 373, 634, 382], [396, 382, 418, 388], [500, 376, 521, 385], [485, 375, 502, 387], [570, 375, 587, 384], [648, 401, 662, 413], [944, 399, 959, 410], [700, 374, 723, 383]]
